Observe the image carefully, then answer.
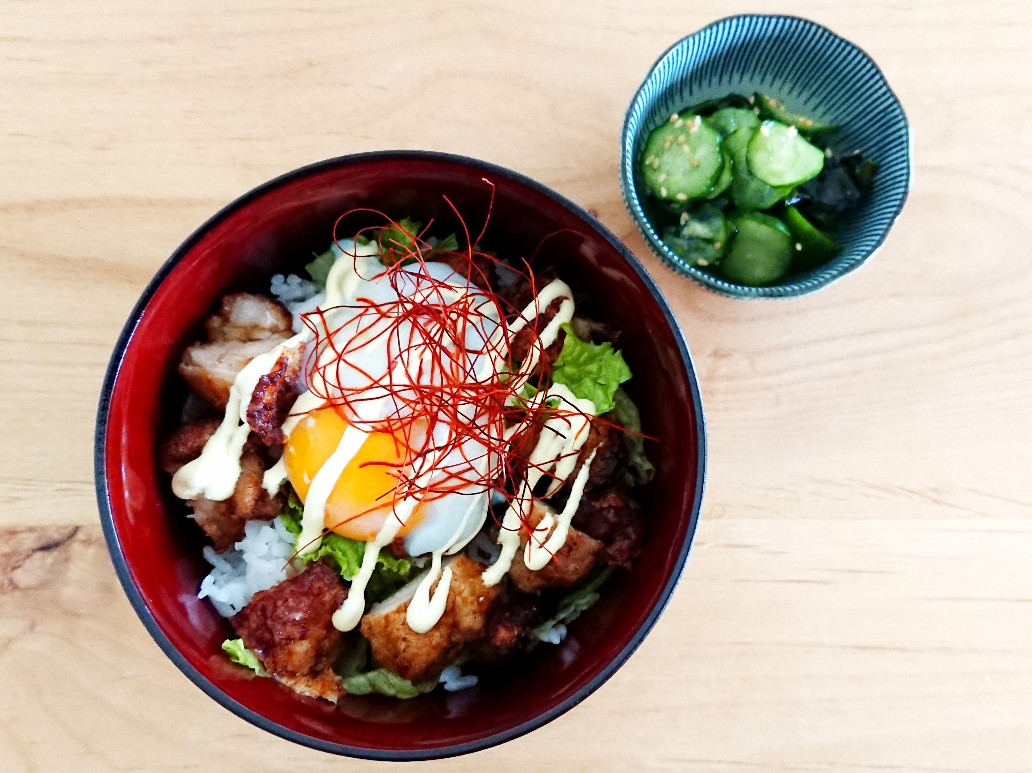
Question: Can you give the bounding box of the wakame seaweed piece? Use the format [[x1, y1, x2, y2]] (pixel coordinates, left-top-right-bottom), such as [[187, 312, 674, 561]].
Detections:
[[640, 114, 725, 203], [687, 93, 754, 116], [793, 152, 875, 223], [754, 92, 837, 135], [839, 150, 879, 194]]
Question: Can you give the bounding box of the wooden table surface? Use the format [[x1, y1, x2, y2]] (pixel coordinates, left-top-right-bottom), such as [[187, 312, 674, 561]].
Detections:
[[3, 1, 1031, 770]]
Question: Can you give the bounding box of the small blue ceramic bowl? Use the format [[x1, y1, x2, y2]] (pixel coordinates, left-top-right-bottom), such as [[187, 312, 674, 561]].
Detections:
[[621, 15, 911, 298]]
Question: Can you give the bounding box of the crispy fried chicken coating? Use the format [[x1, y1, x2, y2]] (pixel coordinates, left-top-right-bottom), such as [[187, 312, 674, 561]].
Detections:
[[359, 555, 499, 683], [232, 561, 347, 702]]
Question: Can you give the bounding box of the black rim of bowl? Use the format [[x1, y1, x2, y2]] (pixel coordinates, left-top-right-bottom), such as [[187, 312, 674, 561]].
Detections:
[[620, 13, 912, 299], [94, 149, 708, 760]]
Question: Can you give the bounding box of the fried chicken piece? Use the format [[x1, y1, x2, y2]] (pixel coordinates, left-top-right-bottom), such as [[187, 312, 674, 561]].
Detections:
[[569, 315, 619, 347], [578, 419, 627, 494], [508, 501, 602, 594], [499, 267, 558, 311], [232, 561, 347, 702], [160, 420, 283, 550], [359, 555, 499, 683], [186, 499, 243, 553], [245, 344, 302, 445], [469, 586, 543, 664], [504, 420, 542, 485], [178, 292, 294, 410], [508, 298, 565, 367], [205, 292, 293, 343], [159, 418, 222, 474], [572, 486, 643, 567], [179, 336, 290, 409], [435, 250, 499, 291]]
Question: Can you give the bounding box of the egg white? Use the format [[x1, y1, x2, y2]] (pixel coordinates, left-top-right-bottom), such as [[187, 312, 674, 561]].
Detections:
[[296, 251, 501, 557]]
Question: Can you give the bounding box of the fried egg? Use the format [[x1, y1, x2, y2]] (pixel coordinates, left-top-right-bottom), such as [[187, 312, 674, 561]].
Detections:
[[286, 257, 500, 557]]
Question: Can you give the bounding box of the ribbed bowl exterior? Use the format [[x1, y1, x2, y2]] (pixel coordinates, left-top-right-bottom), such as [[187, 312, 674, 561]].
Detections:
[[622, 14, 911, 298]]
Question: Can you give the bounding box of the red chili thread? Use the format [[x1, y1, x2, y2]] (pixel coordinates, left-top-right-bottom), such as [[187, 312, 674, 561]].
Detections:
[[288, 195, 635, 562]]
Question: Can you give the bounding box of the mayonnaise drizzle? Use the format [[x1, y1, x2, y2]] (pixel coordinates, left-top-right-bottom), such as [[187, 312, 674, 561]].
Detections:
[[482, 383, 596, 586], [524, 448, 597, 570], [173, 254, 604, 635], [171, 333, 305, 501], [406, 553, 453, 633]]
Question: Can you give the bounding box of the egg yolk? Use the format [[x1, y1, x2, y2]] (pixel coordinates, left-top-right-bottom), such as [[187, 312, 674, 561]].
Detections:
[[284, 407, 426, 541]]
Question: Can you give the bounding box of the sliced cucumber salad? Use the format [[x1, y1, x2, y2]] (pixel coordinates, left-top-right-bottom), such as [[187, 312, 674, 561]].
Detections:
[[638, 92, 877, 286]]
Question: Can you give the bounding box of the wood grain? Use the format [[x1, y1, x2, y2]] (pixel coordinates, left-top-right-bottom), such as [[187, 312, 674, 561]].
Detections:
[[2, 0, 1031, 770]]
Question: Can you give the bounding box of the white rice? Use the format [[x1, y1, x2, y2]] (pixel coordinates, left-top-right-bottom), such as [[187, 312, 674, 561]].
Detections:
[[270, 273, 323, 332], [197, 518, 297, 617], [534, 621, 568, 645], [439, 664, 478, 692], [269, 272, 317, 304]]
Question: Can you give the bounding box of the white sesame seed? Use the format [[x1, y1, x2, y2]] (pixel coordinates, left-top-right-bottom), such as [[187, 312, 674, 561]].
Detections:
[[668, 113, 680, 124], [787, 125, 798, 138], [697, 258, 709, 266], [795, 242, 803, 251], [760, 123, 770, 137], [675, 192, 687, 201], [660, 186, 668, 197], [657, 172, 668, 182], [676, 135, 686, 145]]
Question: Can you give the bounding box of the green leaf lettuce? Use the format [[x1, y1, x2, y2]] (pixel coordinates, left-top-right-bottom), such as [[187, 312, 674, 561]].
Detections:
[[279, 496, 413, 601], [532, 566, 615, 641], [551, 324, 632, 414], [611, 388, 655, 485], [304, 248, 337, 289], [222, 638, 266, 676]]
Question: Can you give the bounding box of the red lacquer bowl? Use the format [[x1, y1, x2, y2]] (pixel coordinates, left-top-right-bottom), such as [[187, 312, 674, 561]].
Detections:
[[95, 152, 706, 759]]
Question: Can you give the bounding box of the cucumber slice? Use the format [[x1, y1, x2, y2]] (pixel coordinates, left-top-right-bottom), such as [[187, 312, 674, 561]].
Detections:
[[783, 205, 841, 267], [754, 93, 836, 135], [706, 152, 733, 199], [725, 128, 792, 210], [681, 203, 731, 244], [721, 211, 794, 286], [661, 203, 731, 267], [640, 114, 724, 203], [747, 121, 825, 187], [662, 229, 723, 267], [706, 107, 760, 137]]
